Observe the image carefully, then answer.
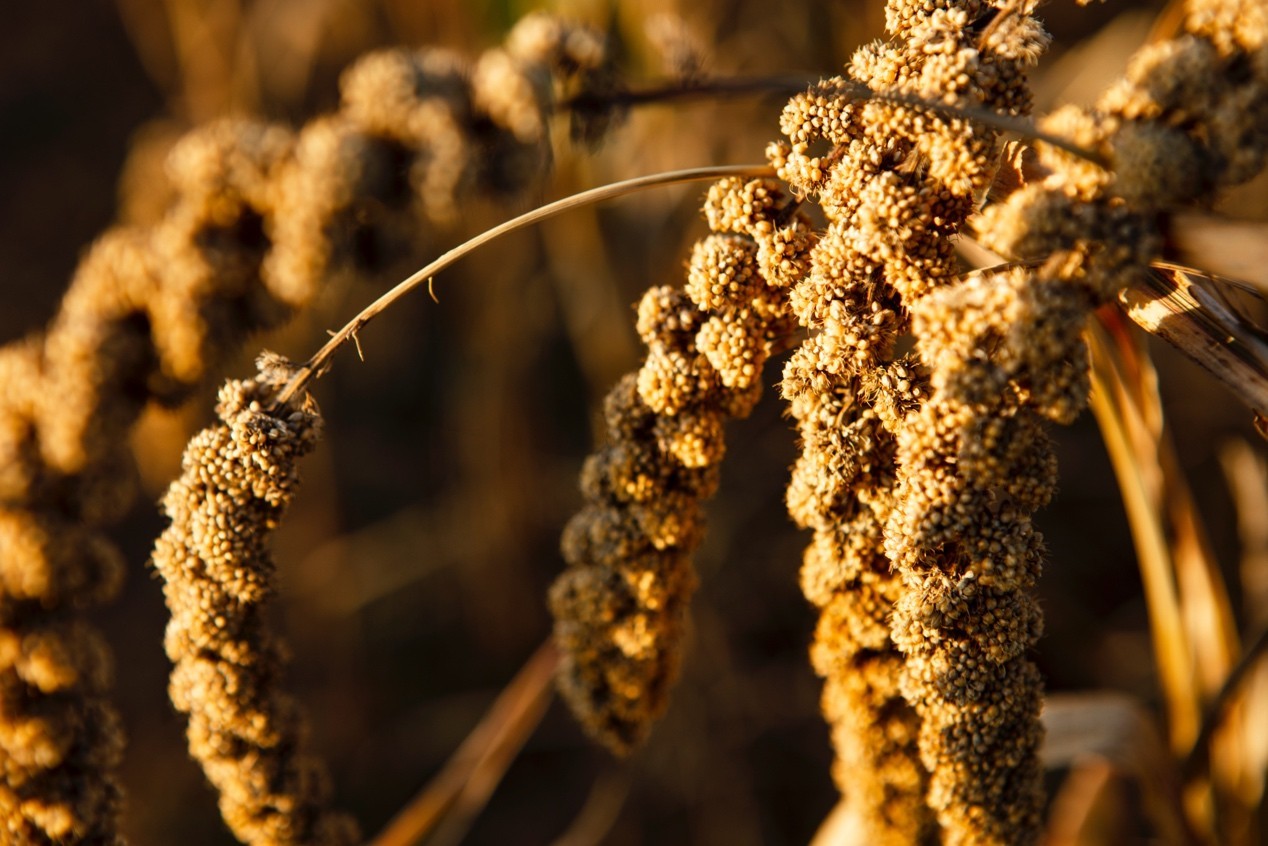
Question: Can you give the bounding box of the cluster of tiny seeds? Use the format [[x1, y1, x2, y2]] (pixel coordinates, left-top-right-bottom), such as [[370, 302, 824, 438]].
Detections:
[[770, 0, 1049, 843], [549, 178, 811, 754], [0, 14, 615, 841], [884, 1, 1267, 844], [151, 355, 356, 846], [971, 0, 1267, 431], [980, 0, 1267, 275], [885, 276, 1054, 845], [0, 503, 125, 844]]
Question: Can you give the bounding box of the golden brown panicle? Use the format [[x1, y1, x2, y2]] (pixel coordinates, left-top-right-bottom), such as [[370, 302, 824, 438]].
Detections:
[[886, 1, 1267, 844], [550, 178, 810, 755], [772, 0, 1049, 842], [268, 12, 619, 306], [151, 355, 357, 846]]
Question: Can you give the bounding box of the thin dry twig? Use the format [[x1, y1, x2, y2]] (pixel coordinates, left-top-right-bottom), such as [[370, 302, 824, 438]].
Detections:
[[1091, 305, 1248, 838], [566, 73, 1104, 164], [273, 164, 776, 408], [563, 74, 814, 110], [369, 640, 560, 846]]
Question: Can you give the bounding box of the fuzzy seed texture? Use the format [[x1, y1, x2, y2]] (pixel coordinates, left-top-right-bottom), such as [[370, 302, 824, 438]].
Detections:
[[550, 178, 811, 754], [773, 0, 1264, 843], [151, 355, 356, 846], [546, 5, 1268, 844], [770, 0, 1050, 842], [3, 1, 1267, 842]]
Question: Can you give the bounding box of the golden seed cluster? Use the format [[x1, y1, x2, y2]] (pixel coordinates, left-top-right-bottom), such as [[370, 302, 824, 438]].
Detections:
[[151, 356, 356, 846], [771, 0, 1048, 842], [971, 0, 1267, 433], [981, 0, 1267, 274], [885, 272, 1055, 846], [269, 11, 617, 307], [549, 178, 810, 755], [4, 2, 1266, 840], [879, 1, 1267, 844]]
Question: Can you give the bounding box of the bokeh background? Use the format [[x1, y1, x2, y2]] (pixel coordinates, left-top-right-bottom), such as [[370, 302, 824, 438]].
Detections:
[[2, 1, 1266, 843]]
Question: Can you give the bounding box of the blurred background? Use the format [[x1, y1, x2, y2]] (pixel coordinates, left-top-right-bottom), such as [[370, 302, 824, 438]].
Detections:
[[3, 0, 1267, 843]]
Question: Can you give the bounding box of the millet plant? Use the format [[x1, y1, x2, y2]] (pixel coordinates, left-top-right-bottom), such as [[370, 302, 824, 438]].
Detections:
[[1, 0, 1267, 844]]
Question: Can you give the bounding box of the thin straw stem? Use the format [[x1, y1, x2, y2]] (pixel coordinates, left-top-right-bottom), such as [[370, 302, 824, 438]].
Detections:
[[563, 75, 815, 110], [370, 640, 560, 846], [1087, 315, 1202, 753], [272, 164, 775, 408], [565, 78, 1104, 165], [1183, 623, 1268, 781], [876, 89, 1106, 164]]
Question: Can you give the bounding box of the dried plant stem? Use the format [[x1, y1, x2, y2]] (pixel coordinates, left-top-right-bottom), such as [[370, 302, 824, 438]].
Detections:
[[273, 164, 774, 408], [1094, 304, 1203, 737], [563, 75, 815, 109], [1105, 304, 1241, 690], [1088, 305, 1251, 840], [1184, 624, 1268, 781], [370, 640, 559, 846], [1087, 312, 1236, 839], [565, 74, 1102, 161], [872, 90, 1104, 166]]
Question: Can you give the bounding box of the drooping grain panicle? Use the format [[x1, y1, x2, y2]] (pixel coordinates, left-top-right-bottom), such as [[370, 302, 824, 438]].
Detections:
[[0, 15, 616, 842], [0, 118, 294, 842], [0, 344, 126, 845], [884, 273, 1057, 846], [973, 0, 1266, 792], [550, 177, 811, 755], [151, 354, 357, 846], [770, 0, 1050, 842], [877, 0, 1267, 844]]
